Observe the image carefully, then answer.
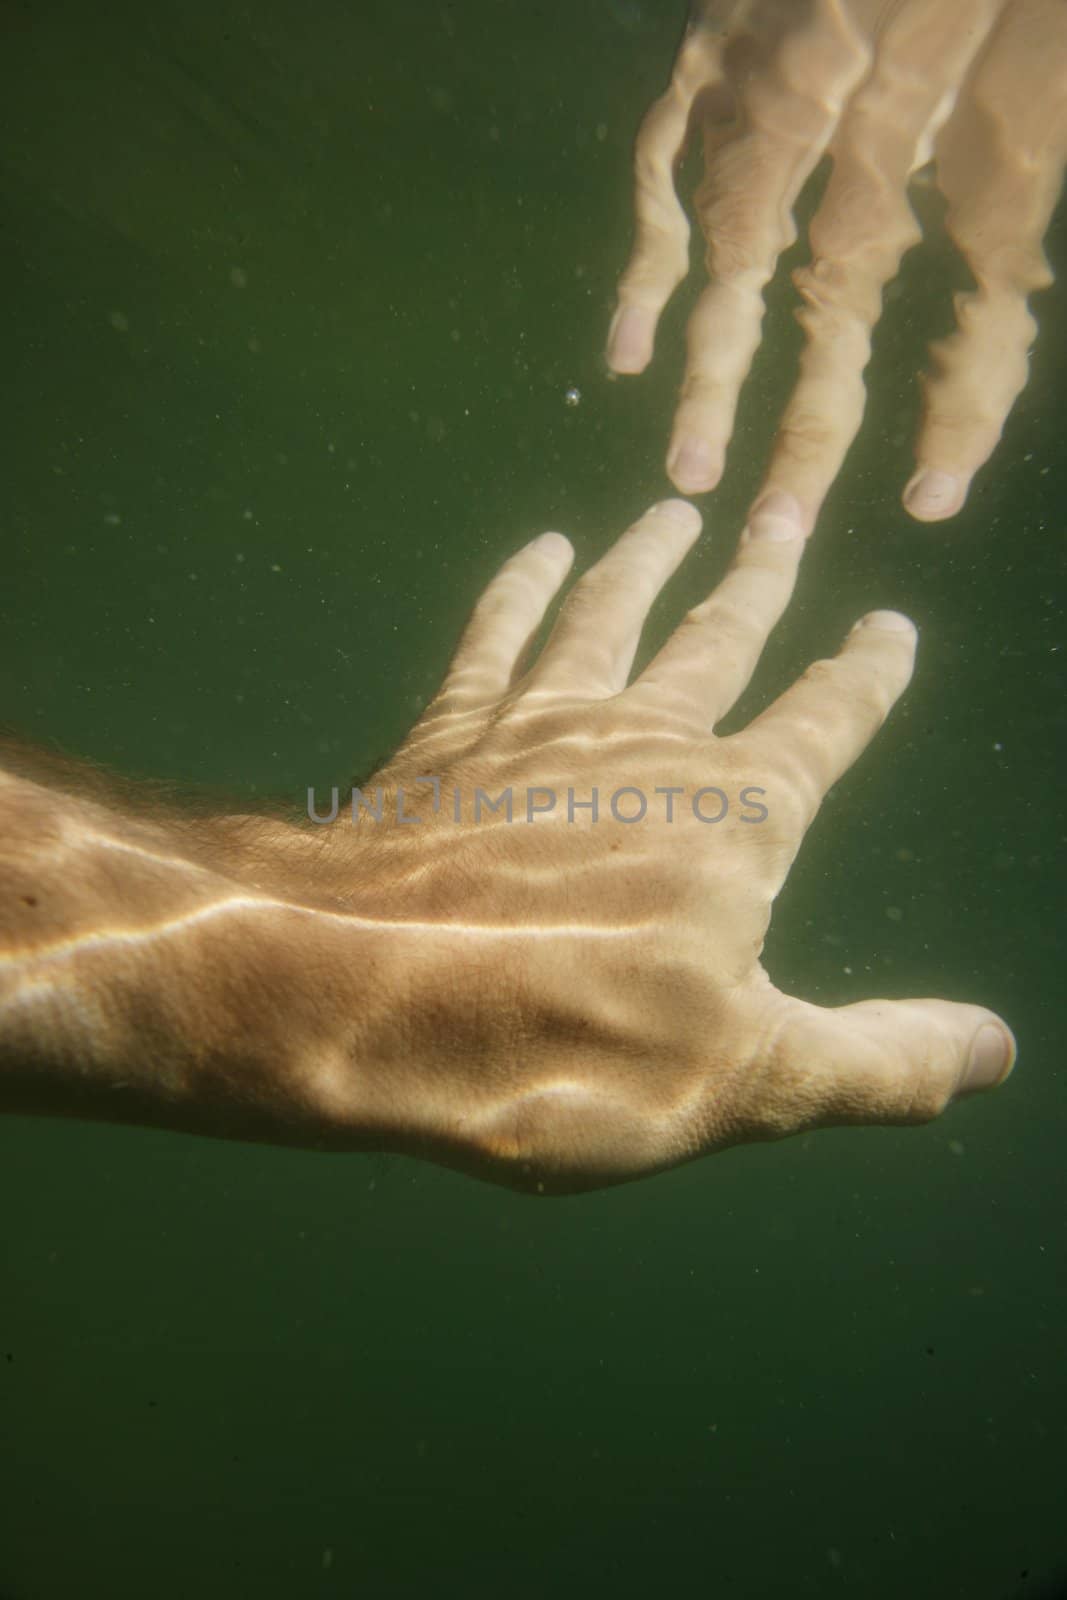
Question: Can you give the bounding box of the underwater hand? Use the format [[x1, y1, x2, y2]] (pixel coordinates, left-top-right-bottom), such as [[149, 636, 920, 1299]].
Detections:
[[330, 496, 1014, 1192], [607, 0, 1067, 529], [0, 501, 1015, 1191]]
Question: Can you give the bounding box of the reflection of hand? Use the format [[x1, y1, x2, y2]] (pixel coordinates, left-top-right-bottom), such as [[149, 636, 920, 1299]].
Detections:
[[0, 500, 1014, 1193], [608, 0, 1067, 530]]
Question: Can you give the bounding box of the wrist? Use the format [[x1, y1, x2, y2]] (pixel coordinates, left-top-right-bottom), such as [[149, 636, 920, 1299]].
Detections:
[[0, 770, 416, 1149]]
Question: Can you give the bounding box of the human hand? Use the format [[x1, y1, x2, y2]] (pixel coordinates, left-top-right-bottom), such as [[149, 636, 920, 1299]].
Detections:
[[0, 500, 1015, 1192], [607, 0, 1067, 530], [322, 496, 1015, 1193]]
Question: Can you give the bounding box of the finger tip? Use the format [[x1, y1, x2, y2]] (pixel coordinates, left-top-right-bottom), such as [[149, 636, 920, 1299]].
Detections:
[[529, 530, 575, 566], [742, 490, 806, 543], [667, 437, 723, 496], [959, 1019, 1017, 1095], [606, 350, 650, 377], [903, 469, 966, 522], [651, 497, 703, 534], [853, 609, 917, 638], [607, 305, 656, 374], [670, 474, 719, 497]]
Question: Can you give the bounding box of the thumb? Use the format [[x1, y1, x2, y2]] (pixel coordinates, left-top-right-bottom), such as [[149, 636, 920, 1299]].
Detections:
[[742, 995, 1015, 1139]]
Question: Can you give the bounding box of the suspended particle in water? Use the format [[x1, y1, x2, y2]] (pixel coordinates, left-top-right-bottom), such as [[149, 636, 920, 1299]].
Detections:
[[564, 386, 581, 408]]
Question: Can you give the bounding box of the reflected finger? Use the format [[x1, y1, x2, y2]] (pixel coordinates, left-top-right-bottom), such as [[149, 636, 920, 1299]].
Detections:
[[667, 9, 871, 494], [607, 26, 725, 376], [905, 0, 1067, 522]]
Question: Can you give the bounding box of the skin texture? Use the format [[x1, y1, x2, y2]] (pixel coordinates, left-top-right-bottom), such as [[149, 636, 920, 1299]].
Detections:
[[607, 0, 1067, 531], [0, 499, 1015, 1195]]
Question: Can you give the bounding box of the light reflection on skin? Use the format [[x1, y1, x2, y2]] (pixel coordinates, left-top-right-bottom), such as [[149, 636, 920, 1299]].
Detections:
[[1, 3, 1047, 1192], [0, 500, 1015, 1194]]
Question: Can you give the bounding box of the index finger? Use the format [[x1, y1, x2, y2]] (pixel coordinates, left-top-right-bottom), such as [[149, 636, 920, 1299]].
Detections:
[[607, 23, 725, 376], [666, 5, 871, 495]]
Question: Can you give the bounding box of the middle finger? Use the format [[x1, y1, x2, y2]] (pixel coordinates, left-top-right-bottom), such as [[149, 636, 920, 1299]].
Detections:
[[668, 1, 871, 494], [528, 500, 704, 698]]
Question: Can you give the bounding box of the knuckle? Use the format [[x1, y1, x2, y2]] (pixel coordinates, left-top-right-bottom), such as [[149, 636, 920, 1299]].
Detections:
[[689, 596, 761, 655], [695, 180, 795, 276], [774, 410, 844, 466]]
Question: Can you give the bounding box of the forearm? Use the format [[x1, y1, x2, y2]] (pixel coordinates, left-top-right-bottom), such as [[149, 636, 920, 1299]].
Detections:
[[0, 750, 407, 1148]]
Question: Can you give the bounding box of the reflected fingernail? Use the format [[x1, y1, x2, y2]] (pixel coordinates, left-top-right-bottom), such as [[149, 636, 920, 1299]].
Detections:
[[961, 1022, 1015, 1093], [607, 306, 654, 373], [904, 469, 961, 519], [669, 436, 718, 492], [651, 497, 702, 532], [743, 491, 804, 543]]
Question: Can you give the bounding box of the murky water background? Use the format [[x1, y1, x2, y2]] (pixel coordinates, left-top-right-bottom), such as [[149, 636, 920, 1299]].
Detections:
[[1, 3, 1065, 1595]]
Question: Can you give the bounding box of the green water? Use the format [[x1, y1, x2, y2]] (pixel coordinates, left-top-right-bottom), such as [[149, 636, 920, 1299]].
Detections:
[[1, 3, 1065, 1596]]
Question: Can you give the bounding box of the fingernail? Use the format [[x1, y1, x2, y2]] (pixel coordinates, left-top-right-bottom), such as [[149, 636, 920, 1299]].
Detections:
[[530, 531, 572, 558], [904, 469, 961, 519], [668, 436, 719, 493], [854, 609, 915, 633], [743, 490, 804, 543], [607, 306, 654, 373], [962, 1022, 1015, 1093], [651, 497, 702, 532]]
